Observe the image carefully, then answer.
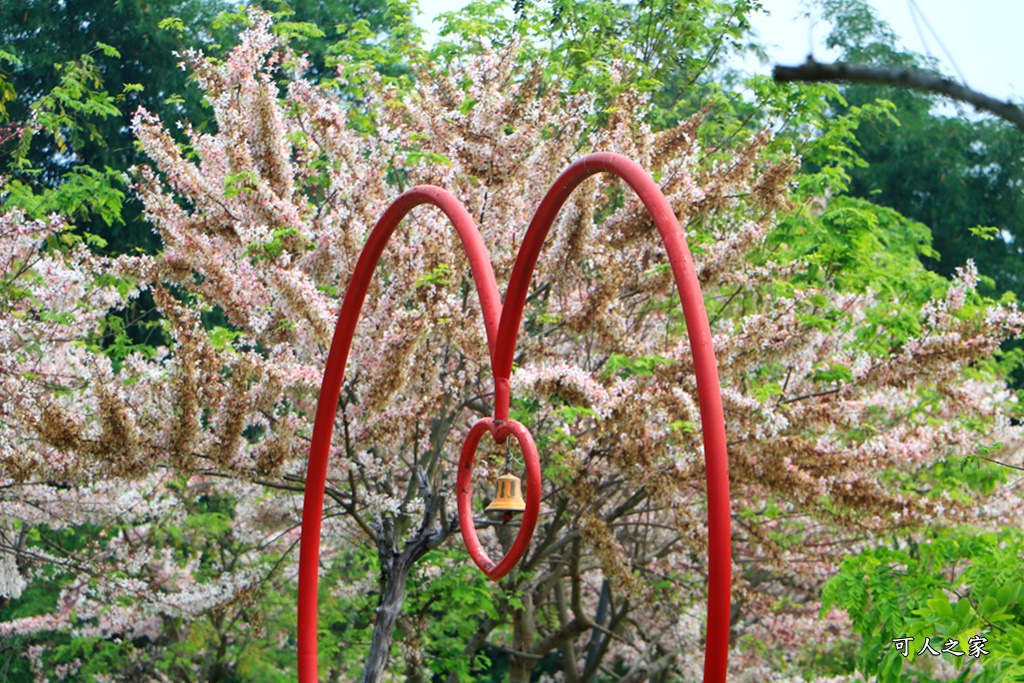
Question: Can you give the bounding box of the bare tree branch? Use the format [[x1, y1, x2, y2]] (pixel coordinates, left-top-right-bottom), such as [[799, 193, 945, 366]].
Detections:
[[773, 59, 1024, 134]]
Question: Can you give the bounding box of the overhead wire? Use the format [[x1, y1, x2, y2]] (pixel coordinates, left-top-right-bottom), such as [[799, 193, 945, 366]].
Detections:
[[907, 0, 969, 85], [907, 0, 935, 64]]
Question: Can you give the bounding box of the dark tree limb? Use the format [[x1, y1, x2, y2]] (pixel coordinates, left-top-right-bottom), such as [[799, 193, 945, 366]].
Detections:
[[773, 59, 1024, 134]]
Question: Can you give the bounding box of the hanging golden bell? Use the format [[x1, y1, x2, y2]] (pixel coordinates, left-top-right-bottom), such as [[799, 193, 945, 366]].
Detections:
[[485, 473, 527, 514]]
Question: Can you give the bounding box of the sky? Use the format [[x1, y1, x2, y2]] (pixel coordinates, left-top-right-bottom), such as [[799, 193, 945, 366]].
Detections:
[[414, 0, 1024, 105]]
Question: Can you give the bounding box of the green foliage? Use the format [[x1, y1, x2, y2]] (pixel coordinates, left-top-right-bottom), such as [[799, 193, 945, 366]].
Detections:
[[602, 352, 672, 378], [970, 226, 1001, 242], [1, 1, 223, 140], [0, 488, 301, 683], [765, 196, 948, 354], [315, 547, 379, 676], [776, 197, 941, 294], [803, 0, 1024, 395], [0, 0, 240, 254], [0, 48, 129, 254], [224, 170, 261, 198], [158, 17, 187, 35], [415, 263, 454, 288], [273, 20, 326, 42], [24, 53, 120, 157], [248, 227, 307, 264], [254, 0, 416, 81], [313, 548, 512, 683], [848, 104, 1024, 299], [405, 551, 500, 682], [0, 50, 18, 120], [812, 0, 1024, 302], [796, 94, 898, 197], [3, 166, 125, 227], [431, 0, 765, 137], [87, 311, 159, 368], [208, 325, 245, 351], [823, 527, 1024, 682]]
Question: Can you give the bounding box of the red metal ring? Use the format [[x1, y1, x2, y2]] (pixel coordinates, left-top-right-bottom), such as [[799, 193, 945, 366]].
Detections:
[[457, 418, 542, 581]]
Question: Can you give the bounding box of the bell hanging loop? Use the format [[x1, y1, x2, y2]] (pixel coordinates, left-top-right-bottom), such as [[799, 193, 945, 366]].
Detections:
[[504, 438, 514, 471]]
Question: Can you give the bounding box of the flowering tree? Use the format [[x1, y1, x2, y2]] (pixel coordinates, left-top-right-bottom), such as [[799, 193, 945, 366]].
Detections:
[[1, 8, 1022, 682]]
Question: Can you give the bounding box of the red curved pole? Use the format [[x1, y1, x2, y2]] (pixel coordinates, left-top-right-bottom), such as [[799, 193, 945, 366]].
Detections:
[[493, 153, 732, 683], [297, 186, 502, 682]]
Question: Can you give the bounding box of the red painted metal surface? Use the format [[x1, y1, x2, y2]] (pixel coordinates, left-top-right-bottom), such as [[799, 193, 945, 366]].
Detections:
[[298, 153, 732, 683], [494, 153, 731, 683], [456, 418, 542, 580], [297, 186, 502, 683]]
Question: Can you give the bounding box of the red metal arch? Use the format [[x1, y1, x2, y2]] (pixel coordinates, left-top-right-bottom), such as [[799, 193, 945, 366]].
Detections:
[[492, 153, 731, 683], [298, 154, 731, 683], [296, 186, 502, 683]]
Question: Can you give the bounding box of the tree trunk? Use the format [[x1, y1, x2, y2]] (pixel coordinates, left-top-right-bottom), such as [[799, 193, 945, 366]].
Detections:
[[582, 580, 611, 682], [360, 483, 449, 683], [361, 553, 411, 683], [510, 591, 538, 683]]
